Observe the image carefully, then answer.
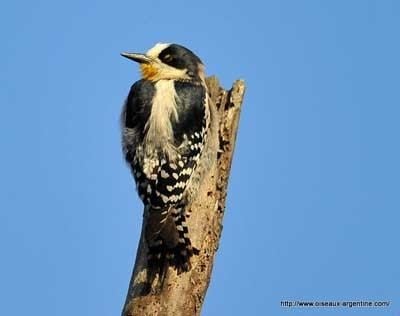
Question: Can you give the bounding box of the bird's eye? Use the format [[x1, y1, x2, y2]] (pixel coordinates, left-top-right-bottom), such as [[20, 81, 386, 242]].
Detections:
[[163, 54, 173, 62]]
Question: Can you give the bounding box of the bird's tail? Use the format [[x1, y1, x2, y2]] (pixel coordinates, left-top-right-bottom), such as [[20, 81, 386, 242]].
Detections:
[[146, 206, 199, 274]]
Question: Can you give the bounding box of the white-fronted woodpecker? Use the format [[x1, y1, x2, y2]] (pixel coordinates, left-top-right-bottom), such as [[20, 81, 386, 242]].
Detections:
[[120, 43, 218, 273]]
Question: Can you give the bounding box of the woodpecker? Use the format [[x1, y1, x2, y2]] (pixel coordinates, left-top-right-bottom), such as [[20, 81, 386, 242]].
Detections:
[[120, 43, 217, 273]]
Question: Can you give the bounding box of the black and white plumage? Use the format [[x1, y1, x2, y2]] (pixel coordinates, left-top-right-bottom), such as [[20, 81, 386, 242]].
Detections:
[[121, 43, 217, 273]]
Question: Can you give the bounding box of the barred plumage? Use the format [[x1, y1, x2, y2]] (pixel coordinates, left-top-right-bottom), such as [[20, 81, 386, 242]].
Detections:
[[121, 43, 216, 273]]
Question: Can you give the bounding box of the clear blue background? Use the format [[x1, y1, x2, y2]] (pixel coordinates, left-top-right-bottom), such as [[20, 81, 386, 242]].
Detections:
[[1, 1, 399, 315]]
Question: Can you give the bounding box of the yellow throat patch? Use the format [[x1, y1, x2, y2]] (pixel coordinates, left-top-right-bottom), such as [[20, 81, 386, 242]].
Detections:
[[140, 64, 159, 81]]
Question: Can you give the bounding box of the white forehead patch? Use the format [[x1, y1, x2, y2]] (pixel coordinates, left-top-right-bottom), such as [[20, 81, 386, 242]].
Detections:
[[146, 43, 171, 58]]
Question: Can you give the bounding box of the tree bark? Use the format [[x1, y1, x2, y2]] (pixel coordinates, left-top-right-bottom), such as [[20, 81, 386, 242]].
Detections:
[[122, 77, 246, 316]]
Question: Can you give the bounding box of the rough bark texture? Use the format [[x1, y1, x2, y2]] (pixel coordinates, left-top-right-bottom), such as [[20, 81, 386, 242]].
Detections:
[[122, 77, 245, 316]]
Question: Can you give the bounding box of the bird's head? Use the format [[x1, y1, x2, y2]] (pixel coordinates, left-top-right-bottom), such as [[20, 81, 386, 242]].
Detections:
[[121, 43, 204, 82]]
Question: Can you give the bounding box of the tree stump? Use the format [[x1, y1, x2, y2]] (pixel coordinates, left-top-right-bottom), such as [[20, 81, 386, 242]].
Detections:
[[122, 77, 246, 316]]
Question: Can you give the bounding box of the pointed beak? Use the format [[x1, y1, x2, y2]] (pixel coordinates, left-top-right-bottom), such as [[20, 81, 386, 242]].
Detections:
[[120, 52, 152, 64]]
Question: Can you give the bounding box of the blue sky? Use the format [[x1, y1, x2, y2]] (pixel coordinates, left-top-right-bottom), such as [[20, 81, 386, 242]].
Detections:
[[1, 1, 399, 315]]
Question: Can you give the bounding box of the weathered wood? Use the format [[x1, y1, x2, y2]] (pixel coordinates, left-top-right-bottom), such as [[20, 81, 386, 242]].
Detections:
[[122, 77, 245, 316]]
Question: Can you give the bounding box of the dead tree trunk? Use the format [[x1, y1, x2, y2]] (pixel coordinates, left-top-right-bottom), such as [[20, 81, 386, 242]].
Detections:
[[122, 77, 246, 316]]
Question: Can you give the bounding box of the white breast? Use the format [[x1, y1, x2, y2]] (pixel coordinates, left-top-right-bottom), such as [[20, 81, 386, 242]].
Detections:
[[144, 80, 179, 157]]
